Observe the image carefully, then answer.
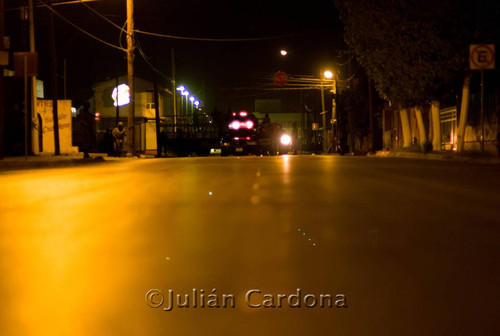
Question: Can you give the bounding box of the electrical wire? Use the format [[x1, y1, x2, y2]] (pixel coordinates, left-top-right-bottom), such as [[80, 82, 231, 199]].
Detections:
[[76, 0, 306, 42], [118, 20, 127, 51], [37, 0, 126, 52], [134, 29, 305, 42], [78, 0, 125, 32], [38, 0, 304, 63], [133, 36, 173, 83]]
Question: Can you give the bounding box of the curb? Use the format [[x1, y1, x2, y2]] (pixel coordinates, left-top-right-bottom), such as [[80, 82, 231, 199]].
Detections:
[[0, 154, 118, 171], [374, 150, 500, 164]]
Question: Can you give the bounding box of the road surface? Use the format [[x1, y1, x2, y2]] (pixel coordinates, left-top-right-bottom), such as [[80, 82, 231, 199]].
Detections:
[[0, 156, 498, 335]]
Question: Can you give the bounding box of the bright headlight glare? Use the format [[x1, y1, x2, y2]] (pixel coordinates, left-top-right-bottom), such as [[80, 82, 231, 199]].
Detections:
[[280, 134, 292, 145], [245, 120, 254, 129], [229, 120, 241, 129]]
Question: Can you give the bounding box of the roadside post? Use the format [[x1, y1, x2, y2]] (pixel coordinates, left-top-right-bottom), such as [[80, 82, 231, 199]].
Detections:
[[469, 44, 495, 153], [14, 52, 37, 159]]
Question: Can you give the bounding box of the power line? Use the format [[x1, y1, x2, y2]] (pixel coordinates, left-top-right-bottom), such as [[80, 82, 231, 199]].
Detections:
[[133, 36, 173, 83], [38, 0, 126, 52], [134, 29, 305, 42], [78, 0, 125, 32], [70, 1, 306, 43]]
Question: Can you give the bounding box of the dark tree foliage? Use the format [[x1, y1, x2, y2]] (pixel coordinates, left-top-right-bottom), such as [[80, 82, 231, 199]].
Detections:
[[334, 0, 496, 108]]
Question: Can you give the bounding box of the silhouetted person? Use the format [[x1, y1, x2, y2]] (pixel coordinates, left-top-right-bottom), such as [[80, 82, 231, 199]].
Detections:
[[112, 122, 127, 157], [263, 113, 271, 125], [79, 101, 95, 158], [291, 122, 299, 155], [261, 113, 271, 134], [272, 123, 285, 155], [6, 103, 24, 155], [159, 130, 167, 157], [99, 129, 114, 156]]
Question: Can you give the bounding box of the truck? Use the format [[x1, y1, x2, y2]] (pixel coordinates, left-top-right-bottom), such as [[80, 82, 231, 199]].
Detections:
[[220, 111, 291, 156]]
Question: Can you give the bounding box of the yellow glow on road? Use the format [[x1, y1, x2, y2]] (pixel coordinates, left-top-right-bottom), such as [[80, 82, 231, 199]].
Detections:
[[0, 166, 153, 335]]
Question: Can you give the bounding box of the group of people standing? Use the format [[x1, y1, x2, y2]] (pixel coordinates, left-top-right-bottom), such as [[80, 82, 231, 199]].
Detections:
[[78, 101, 127, 158]]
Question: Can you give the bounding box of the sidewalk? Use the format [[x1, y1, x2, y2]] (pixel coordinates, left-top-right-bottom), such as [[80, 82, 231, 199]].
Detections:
[[373, 149, 500, 164], [0, 153, 129, 171]]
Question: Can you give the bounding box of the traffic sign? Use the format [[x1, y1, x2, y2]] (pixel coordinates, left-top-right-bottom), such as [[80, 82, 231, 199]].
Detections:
[[273, 71, 288, 86], [469, 44, 495, 70]]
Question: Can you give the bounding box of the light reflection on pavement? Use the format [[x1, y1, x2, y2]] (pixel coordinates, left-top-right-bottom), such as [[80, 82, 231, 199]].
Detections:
[[0, 156, 498, 335]]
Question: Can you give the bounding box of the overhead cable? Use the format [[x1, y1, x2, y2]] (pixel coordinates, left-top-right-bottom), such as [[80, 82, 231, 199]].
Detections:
[[38, 0, 126, 52], [78, 0, 125, 32], [134, 29, 304, 42], [133, 36, 173, 83]]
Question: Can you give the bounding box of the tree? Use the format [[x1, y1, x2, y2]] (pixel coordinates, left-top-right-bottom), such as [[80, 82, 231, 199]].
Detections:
[[334, 0, 477, 148]]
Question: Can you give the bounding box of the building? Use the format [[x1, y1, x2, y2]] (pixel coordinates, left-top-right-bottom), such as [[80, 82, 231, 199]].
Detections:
[[92, 76, 172, 153]]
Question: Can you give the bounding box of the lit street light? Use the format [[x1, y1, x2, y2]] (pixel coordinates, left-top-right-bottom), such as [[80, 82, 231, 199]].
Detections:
[[189, 96, 195, 116], [321, 70, 334, 153], [181, 90, 189, 115]]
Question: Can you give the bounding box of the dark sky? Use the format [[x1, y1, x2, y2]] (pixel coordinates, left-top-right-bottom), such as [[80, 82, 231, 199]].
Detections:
[[5, 0, 345, 108]]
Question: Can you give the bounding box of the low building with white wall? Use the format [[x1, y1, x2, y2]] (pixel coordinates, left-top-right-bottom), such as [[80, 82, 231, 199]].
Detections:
[[93, 76, 172, 153]]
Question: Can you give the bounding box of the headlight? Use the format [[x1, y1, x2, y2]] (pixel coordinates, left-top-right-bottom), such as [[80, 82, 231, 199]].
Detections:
[[245, 120, 254, 129], [229, 120, 241, 129], [280, 134, 291, 146]]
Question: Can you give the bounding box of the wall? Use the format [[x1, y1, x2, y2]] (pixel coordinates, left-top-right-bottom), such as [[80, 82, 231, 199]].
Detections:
[[33, 100, 76, 155], [463, 122, 498, 154]]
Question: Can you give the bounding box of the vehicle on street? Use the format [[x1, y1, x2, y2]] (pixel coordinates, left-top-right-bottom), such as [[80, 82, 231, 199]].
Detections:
[[220, 111, 259, 156], [220, 111, 294, 156]]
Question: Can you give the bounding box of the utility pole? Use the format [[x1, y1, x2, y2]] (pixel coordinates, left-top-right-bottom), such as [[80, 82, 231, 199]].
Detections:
[[29, 0, 37, 155], [0, 0, 4, 160], [48, 0, 60, 155], [126, 0, 135, 156], [348, 49, 354, 154], [154, 60, 160, 158], [171, 48, 177, 133], [480, 69, 485, 153], [320, 79, 327, 153], [115, 70, 119, 124]]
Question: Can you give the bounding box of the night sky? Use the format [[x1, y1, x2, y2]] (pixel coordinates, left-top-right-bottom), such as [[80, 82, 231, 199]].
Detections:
[[4, 0, 344, 109]]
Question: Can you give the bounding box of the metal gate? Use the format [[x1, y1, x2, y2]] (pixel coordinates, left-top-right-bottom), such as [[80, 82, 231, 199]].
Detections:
[[440, 106, 457, 151]]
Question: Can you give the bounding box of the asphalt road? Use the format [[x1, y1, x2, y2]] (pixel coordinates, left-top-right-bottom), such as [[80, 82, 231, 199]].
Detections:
[[0, 156, 499, 335]]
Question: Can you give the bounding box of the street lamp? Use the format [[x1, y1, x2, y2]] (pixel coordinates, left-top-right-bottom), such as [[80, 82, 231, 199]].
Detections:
[[321, 70, 334, 153], [181, 90, 189, 115], [189, 96, 195, 115]]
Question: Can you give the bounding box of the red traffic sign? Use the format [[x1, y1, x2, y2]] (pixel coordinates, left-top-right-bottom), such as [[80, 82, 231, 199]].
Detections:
[[469, 44, 495, 70], [273, 71, 288, 86]]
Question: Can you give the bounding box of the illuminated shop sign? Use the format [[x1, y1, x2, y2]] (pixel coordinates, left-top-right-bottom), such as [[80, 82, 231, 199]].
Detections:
[[112, 84, 130, 107]]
